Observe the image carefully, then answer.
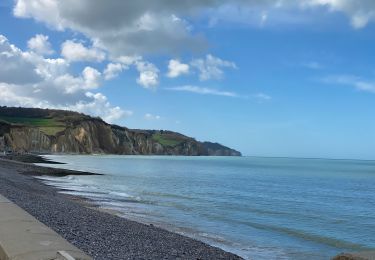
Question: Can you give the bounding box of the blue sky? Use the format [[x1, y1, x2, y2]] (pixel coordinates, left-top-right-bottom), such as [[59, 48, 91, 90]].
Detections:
[[1, 0, 375, 159]]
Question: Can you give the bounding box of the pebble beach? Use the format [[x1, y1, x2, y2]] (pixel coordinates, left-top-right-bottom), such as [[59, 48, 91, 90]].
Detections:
[[0, 157, 242, 260]]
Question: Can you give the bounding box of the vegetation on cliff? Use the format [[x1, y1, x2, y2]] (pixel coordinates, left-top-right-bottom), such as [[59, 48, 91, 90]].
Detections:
[[0, 107, 241, 156]]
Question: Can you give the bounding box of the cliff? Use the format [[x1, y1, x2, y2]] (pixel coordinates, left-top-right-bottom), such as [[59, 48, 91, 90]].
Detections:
[[0, 107, 241, 156]]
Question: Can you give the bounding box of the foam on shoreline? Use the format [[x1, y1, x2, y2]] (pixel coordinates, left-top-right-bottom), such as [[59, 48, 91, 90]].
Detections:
[[0, 157, 243, 260]]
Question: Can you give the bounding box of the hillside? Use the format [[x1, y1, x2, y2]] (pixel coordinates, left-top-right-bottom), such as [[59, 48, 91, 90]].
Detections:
[[0, 107, 241, 156]]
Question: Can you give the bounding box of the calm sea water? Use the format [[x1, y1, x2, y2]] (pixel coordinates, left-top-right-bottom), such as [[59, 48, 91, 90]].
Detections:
[[36, 155, 375, 259]]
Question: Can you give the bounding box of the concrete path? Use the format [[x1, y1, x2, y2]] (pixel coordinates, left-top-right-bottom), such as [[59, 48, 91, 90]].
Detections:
[[0, 195, 91, 260]]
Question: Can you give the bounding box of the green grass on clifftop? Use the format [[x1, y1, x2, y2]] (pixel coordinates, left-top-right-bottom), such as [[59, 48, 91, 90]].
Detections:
[[152, 133, 185, 147], [0, 116, 66, 136]]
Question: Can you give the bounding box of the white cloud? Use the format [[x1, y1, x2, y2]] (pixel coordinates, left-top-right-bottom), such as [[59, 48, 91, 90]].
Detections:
[[14, 0, 63, 29], [108, 55, 159, 88], [136, 61, 159, 88], [167, 85, 271, 100], [12, 1, 375, 96], [167, 85, 238, 97], [27, 34, 54, 55], [53, 74, 83, 94], [70, 92, 133, 123], [0, 34, 129, 123], [82, 67, 101, 89], [208, 1, 375, 29], [35, 57, 68, 80], [0, 35, 42, 84], [302, 0, 375, 29], [323, 75, 375, 93], [191, 54, 237, 81], [254, 93, 272, 101], [104, 63, 125, 80], [0, 83, 42, 107], [355, 81, 375, 93], [61, 40, 106, 62], [167, 59, 189, 78], [54, 66, 101, 94], [12, 0, 375, 65], [115, 55, 142, 66], [105, 56, 161, 88], [144, 113, 161, 120], [105, 55, 160, 87], [13, 0, 207, 57]]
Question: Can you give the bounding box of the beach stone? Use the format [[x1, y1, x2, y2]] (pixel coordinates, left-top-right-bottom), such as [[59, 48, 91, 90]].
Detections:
[[0, 158, 243, 260]]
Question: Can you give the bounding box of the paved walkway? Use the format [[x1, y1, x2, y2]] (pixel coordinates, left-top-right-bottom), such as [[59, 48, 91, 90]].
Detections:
[[0, 194, 91, 260]]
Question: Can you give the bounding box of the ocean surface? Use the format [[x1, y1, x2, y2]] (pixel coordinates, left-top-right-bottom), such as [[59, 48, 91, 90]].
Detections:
[[36, 155, 375, 259]]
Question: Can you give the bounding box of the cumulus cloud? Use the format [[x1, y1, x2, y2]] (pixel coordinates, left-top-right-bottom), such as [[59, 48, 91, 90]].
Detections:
[[52, 66, 101, 94], [191, 54, 237, 81], [61, 40, 106, 62], [12, 0, 375, 63], [27, 34, 54, 55], [115, 55, 142, 66], [0, 34, 129, 123], [0, 35, 43, 85], [135, 61, 159, 88], [167, 85, 238, 97], [167, 59, 190, 78], [103, 63, 125, 80], [14, 0, 63, 29], [13, 0, 208, 57], [70, 92, 133, 123], [0, 83, 44, 107], [82, 67, 101, 89], [106, 55, 159, 87]]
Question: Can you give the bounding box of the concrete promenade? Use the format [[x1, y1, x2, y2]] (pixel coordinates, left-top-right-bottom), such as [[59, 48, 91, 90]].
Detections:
[[0, 194, 91, 260]]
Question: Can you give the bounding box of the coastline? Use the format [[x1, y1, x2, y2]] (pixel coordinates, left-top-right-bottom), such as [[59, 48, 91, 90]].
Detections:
[[0, 154, 102, 176], [0, 156, 242, 260]]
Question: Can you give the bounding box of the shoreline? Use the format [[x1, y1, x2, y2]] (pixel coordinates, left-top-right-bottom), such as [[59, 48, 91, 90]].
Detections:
[[0, 154, 102, 176], [32, 154, 249, 257], [2, 154, 371, 260], [0, 156, 242, 260], [36, 180, 242, 257]]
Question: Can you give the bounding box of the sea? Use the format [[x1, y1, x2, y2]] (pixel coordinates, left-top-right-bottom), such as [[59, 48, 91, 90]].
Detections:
[[36, 155, 375, 259]]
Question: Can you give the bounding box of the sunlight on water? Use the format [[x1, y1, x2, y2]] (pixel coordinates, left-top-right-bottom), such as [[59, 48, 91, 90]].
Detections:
[[36, 155, 375, 260]]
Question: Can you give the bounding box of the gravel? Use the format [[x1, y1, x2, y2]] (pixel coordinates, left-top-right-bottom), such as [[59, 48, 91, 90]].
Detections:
[[0, 159, 243, 260]]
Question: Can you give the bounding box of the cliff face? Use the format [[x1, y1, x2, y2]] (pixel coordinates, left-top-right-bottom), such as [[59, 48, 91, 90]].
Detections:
[[0, 107, 241, 156]]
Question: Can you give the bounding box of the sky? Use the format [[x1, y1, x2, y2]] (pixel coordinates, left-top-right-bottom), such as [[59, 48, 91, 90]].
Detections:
[[0, 0, 375, 159]]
